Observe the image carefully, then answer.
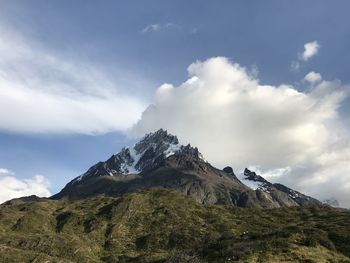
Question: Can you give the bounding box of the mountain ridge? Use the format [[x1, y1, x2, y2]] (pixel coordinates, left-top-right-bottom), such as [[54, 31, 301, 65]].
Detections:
[[52, 129, 320, 208]]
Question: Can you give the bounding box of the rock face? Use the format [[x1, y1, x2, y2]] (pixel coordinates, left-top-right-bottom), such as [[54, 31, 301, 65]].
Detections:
[[235, 168, 320, 207], [52, 129, 320, 208], [70, 129, 202, 183]]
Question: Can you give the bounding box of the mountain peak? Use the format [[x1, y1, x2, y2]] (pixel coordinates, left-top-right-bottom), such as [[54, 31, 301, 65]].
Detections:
[[138, 128, 179, 145], [243, 168, 270, 184], [72, 129, 204, 184]]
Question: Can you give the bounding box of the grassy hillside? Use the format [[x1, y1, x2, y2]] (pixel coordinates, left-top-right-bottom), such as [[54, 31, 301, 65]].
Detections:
[[0, 189, 349, 262]]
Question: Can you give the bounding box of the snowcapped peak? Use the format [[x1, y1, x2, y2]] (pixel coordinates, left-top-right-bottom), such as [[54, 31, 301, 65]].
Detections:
[[73, 129, 204, 183], [139, 129, 178, 144], [127, 129, 183, 173], [133, 129, 179, 154]]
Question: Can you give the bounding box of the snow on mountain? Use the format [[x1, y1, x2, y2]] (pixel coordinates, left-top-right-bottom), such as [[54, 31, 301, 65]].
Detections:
[[236, 168, 312, 202], [236, 168, 271, 192], [56, 129, 321, 208], [73, 129, 203, 183]]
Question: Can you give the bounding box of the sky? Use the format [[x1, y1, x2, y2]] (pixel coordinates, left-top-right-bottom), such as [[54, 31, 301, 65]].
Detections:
[[0, 1, 350, 207]]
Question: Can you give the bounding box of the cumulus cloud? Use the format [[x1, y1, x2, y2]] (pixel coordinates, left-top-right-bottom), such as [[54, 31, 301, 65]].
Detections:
[[0, 168, 51, 203], [130, 57, 350, 207], [291, 41, 321, 71], [0, 27, 146, 134], [299, 41, 320, 61], [0, 168, 14, 175], [304, 71, 322, 84]]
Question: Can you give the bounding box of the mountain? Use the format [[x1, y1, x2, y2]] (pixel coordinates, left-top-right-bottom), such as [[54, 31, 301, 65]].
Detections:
[[235, 168, 320, 206], [1, 129, 349, 262], [71, 129, 198, 179], [1, 189, 349, 262], [53, 129, 320, 208]]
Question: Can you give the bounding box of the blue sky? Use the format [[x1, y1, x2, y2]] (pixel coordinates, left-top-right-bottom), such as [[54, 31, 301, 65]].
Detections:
[[0, 1, 350, 205]]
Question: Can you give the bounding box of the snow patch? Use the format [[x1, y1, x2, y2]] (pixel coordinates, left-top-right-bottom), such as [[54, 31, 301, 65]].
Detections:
[[236, 171, 261, 190], [71, 129, 206, 183], [164, 143, 182, 157], [236, 171, 269, 191], [120, 141, 183, 175]]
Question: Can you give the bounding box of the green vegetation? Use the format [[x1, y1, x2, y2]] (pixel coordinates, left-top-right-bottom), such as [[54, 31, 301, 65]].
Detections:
[[0, 189, 349, 262]]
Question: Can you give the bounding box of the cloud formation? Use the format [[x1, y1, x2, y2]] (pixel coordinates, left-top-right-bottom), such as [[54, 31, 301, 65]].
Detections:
[[130, 57, 350, 207], [291, 41, 321, 71], [0, 168, 51, 203], [304, 71, 322, 84], [0, 168, 14, 175], [141, 23, 178, 33], [141, 24, 162, 33], [300, 41, 320, 61], [0, 27, 146, 134]]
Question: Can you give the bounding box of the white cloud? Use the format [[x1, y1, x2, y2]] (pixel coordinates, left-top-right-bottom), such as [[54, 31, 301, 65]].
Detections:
[[304, 71, 322, 84], [141, 23, 178, 33], [0, 27, 146, 134], [141, 24, 162, 33], [299, 41, 320, 61], [247, 166, 292, 180], [130, 57, 350, 207], [0, 168, 14, 175], [0, 168, 51, 203], [281, 138, 350, 207]]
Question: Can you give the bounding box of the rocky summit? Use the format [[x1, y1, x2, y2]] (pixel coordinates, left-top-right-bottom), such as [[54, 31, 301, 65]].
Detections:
[[53, 129, 320, 208]]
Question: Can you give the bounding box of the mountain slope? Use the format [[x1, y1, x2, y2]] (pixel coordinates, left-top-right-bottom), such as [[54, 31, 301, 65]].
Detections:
[[1, 189, 349, 262], [53, 129, 320, 208]]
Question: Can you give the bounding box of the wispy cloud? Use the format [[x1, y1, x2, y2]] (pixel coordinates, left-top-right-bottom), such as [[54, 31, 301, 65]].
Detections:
[[141, 22, 179, 33], [141, 24, 162, 33], [290, 61, 300, 72], [0, 26, 146, 134]]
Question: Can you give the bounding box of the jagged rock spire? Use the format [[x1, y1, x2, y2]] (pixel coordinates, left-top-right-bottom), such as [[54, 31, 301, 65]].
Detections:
[[73, 129, 204, 183]]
